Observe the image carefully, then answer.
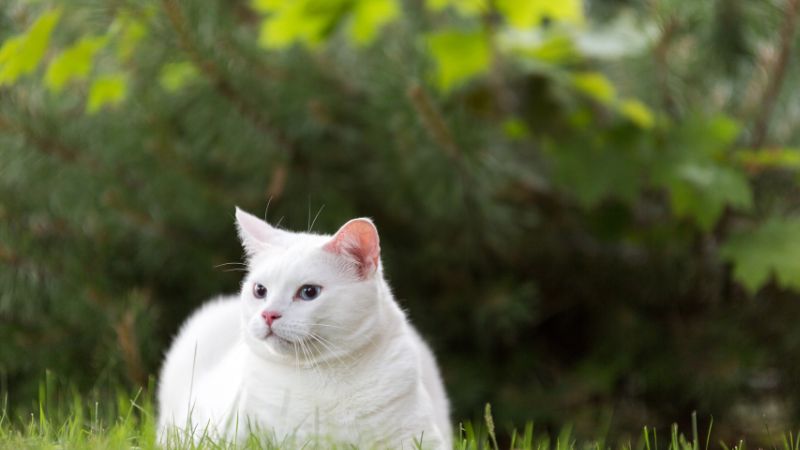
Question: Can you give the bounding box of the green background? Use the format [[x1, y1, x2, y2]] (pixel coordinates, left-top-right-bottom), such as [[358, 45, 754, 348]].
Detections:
[[2, 0, 800, 443]]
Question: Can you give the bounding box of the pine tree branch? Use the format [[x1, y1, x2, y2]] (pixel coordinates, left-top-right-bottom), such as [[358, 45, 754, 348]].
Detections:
[[749, 0, 800, 149], [218, 34, 288, 81], [312, 52, 364, 98], [160, 0, 295, 155], [405, 82, 510, 262], [0, 113, 91, 168], [160, 0, 295, 202], [143, 114, 241, 204], [0, 112, 186, 242], [406, 83, 461, 159]]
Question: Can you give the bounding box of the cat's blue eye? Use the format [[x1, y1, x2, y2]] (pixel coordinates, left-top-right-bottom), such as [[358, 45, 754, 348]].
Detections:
[[296, 284, 322, 301], [253, 283, 267, 299]]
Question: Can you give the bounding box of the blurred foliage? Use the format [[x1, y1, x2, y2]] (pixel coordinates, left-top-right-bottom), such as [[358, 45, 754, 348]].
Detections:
[[1, 0, 800, 443]]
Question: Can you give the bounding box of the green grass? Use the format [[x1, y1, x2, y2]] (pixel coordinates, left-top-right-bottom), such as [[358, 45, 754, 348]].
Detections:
[[1, 385, 798, 450]]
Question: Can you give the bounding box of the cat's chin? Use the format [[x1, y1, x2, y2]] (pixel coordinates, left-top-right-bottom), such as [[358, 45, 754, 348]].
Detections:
[[252, 331, 297, 354], [265, 332, 294, 346]]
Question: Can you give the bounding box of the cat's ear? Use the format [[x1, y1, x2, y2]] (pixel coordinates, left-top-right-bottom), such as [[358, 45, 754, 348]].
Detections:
[[323, 218, 381, 279], [235, 207, 286, 258]]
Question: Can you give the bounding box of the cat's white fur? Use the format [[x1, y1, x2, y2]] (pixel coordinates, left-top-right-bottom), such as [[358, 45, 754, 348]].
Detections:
[[157, 208, 451, 449]]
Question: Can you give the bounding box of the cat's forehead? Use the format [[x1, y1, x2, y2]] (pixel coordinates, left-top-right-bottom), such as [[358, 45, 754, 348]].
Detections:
[[246, 231, 334, 278]]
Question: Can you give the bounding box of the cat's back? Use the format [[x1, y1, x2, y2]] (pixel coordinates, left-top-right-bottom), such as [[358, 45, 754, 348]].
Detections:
[[157, 296, 241, 424]]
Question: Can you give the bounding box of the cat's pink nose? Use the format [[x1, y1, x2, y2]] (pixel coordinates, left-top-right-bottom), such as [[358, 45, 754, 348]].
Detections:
[[261, 310, 282, 327]]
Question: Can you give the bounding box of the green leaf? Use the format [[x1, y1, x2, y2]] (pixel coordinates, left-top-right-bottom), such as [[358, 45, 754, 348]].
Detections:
[[251, 0, 284, 13], [736, 148, 800, 171], [257, 0, 348, 49], [497, 0, 584, 28], [721, 218, 800, 293], [500, 32, 579, 64], [255, 0, 398, 49], [45, 36, 107, 93], [618, 99, 654, 129], [650, 116, 750, 230], [348, 0, 400, 45], [502, 118, 530, 140], [673, 115, 740, 159], [0, 9, 62, 86], [425, 0, 486, 16], [258, 8, 319, 49], [159, 61, 199, 92], [258, 2, 319, 49], [663, 163, 752, 230], [547, 139, 643, 208], [572, 71, 616, 105], [86, 73, 128, 114], [0, 37, 26, 83], [109, 14, 148, 61], [427, 29, 490, 91]]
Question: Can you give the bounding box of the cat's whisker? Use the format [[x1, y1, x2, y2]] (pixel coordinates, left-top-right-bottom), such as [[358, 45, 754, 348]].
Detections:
[[311, 323, 348, 330], [297, 340, 317, 376], [303, 338, 329, 371], [292, 341, 300, 371], [292, 321, 348, 331], [308, 338, 341, 380], [307, 333, 354, 368], [309, 204, 325, 232], [306, 335, 343, 367], [296, 338, 308, 360], [308, 340, 331, 382], [307, 331, 347, 352], [285, 322, 336, 375], [301, 340, 326, 383], [213, 262, 247, 268], [263, 196, 273, 221], [214, 261, 249, 273], [306, 335, 359, 390]]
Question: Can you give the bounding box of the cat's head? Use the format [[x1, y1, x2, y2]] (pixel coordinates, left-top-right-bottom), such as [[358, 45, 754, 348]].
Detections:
[[234, 207, 384, 362]]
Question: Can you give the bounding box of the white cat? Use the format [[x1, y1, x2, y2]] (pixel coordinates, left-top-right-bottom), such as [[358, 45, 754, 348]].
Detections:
[[157, 208, 452, 449]]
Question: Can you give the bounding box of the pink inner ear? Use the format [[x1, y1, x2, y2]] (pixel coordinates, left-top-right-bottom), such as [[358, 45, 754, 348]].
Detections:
[[324, 219, 380, 278]]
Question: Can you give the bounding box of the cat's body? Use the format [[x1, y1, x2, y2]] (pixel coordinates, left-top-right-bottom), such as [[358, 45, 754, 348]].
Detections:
[[157, 209, 451, 449]]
